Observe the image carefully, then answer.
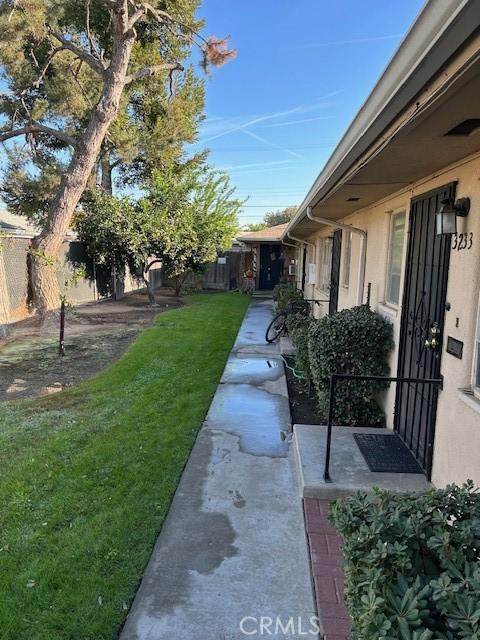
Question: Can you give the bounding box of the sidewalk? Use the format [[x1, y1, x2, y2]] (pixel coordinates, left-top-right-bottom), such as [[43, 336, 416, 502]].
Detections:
[[120, 296, 317, 640]]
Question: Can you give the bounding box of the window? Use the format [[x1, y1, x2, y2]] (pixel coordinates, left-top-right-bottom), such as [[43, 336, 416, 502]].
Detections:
[[318, 237, 333, 292], [343, 231, 352, 287], [385, 211, 406, 305]]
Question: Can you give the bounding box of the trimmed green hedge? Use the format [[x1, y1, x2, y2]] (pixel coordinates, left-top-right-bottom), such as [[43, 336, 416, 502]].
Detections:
[[308, 305, 394, 426], [330, 482, 480, 640]]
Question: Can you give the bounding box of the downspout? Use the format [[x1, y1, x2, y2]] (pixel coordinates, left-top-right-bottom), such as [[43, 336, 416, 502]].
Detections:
[[288, 232, 315, 290], [306, 206, 367, 306], [288, 232, 315, 249]]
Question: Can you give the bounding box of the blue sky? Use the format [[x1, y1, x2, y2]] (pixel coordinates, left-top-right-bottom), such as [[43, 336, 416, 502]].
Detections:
[[191, 0, 425, 227]]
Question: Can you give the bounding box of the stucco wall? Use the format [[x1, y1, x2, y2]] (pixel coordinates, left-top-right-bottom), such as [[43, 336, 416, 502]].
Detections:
[[297, 152, 480, 487]]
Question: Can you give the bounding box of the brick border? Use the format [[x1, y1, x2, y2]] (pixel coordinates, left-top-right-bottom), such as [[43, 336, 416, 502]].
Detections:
[[303, 499, 351, 640]]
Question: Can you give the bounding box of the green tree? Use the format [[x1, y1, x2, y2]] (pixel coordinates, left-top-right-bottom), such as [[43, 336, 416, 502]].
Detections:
[[76, 163, 242, 301], [0, 0, 235, 312], [243, 222, 267, 232], [263, 206, 297, 227], [148, 166, 242, 295], [242, 206, 297, 232]]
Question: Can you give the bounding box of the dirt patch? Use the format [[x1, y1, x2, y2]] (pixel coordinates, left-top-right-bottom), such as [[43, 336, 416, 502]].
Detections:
[[0, 288, 183, 401], [284, 356, 324, 425]]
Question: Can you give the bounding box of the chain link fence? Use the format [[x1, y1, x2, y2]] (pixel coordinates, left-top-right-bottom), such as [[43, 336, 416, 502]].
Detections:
[[0, 235, 161, 335]]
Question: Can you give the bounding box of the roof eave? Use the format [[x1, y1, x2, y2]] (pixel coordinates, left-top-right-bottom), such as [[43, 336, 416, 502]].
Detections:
[[284, 0, 479, 238]]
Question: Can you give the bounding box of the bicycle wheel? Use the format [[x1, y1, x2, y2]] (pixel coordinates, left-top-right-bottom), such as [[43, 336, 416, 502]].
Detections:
[[265, 313, 287, 343]]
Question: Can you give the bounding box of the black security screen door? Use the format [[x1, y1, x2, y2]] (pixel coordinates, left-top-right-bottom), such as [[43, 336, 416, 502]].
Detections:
[[394, 183, 455, 478], [329, 230, 342, 314], [259, 243, 281, 289]]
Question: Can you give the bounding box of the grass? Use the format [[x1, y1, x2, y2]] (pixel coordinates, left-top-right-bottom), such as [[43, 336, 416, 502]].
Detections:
[[0, 292, 249, 640]]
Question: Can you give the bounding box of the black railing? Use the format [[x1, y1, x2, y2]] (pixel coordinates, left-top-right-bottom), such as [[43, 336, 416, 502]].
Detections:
[[323, 373, 443, 482]]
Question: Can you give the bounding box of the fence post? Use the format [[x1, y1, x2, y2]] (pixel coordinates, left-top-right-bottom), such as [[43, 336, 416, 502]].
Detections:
[[59, 300, 65, 356], [0, 240, 9, 338]]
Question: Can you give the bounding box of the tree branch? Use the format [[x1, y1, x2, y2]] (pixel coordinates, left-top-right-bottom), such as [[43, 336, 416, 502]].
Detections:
[[145, 258, 162, 273], [97, 0, 121, 9], [0, 123, 77, 148], [125, 62, 183, 84], [85, 0, 102, 59], [48, 30, 107, 77], [7, 0, 20, 22], [127, 2, 203, 44], [127, 3, 148, 29], [31, 46, 63, 89]]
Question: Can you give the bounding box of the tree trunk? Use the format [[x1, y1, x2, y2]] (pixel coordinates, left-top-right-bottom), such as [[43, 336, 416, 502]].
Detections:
[[174, 271, 190, 297], [143, 259, 162, 306], [100, 153, 113, 194], [30, 17, 135, 314], [143, 273, 156, 305]]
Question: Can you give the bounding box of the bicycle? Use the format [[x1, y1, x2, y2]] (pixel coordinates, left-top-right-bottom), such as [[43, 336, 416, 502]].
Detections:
[[265, 297, 321, 343]]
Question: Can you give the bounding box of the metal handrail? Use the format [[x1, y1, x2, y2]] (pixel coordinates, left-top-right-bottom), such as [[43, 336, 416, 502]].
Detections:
[[323, 373, 443, 482]]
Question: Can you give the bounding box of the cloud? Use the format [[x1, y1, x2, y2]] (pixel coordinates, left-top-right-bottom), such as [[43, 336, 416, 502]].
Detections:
[[225, 165, 299, 177], [299, 33, 403, 49], [199, 91, 342, 144], [222, 159, 294, 171], [257, 115, 335, 129], [241, 129, 304, 160]]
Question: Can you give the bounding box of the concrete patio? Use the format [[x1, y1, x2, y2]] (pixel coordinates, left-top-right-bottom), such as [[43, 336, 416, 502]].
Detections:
[[294, 424, 431, 499], [120, 297, 317, 640]]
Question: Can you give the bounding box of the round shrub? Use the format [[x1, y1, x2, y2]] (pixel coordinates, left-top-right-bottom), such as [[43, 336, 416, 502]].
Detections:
[[330, 482, 480, 640], [308, 305, 394, 426]]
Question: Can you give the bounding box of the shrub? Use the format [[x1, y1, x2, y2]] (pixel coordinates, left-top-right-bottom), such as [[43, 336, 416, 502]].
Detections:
[[330, 482, 480, 640], [272, 283, 305, 313], [308, 305, 394, 426], [285, 312, 313, 379]]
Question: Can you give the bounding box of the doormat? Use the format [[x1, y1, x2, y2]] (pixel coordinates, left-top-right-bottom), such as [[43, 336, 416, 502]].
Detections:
[[353, 433, 424, 474]]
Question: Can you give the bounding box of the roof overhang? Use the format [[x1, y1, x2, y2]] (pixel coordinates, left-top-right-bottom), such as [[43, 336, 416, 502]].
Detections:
[[237, 236, 282, 243], [285, 0, 480, 238]]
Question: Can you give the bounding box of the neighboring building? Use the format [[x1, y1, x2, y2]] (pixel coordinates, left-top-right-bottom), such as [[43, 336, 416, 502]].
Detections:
[[237, 223, 296, 290], [0, 210, 156, 332], [283, 0, 480, 487]]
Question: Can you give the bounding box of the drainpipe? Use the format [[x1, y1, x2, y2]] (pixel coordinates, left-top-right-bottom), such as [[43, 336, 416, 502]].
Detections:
[[306, 206, 367, 306], [288, 232, 315, 250], [288, 232, 315, 291]]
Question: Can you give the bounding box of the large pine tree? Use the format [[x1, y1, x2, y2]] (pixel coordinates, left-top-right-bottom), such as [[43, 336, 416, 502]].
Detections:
[[0, 0, 234, 312]]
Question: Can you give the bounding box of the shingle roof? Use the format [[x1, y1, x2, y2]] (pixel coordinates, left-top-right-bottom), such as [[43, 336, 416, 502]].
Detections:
[[237, 223, 287, 243]]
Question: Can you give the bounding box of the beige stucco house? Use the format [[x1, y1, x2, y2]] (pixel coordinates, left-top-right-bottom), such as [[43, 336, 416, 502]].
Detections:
[[237, 223, 296, 290], [283, 0, 480, 487]]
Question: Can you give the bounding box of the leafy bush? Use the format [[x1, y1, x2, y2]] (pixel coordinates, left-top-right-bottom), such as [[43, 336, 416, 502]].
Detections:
[[285, 312, 313, 379], [308, 305, 393, 426], [330, 482, 480, 640], [272, 283, 306, 313]]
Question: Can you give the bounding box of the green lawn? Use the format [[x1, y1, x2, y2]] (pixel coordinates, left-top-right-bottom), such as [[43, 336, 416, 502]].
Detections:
[[0, 292, 249, 640]]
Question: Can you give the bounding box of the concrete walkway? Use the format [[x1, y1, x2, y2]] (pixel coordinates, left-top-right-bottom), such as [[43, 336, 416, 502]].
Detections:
[[121, 297, 316, 640]]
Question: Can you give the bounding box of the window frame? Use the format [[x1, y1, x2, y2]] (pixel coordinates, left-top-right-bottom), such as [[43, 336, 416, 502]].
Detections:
[[316, 236, 333, 294], [385, 210, 406, 307]]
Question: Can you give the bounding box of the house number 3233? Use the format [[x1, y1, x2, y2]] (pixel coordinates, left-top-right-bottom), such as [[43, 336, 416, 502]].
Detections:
[[452, 232, 473, 251]]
